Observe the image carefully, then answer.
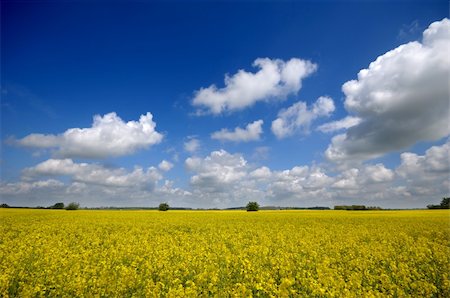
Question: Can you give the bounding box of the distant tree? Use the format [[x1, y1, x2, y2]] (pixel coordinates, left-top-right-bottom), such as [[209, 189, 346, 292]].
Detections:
[[334, 205, 347, 210], [50, 202, 65, 209], [427, 197, 450, 209], [0, 203, 10, 208], [351, 205, 366, 210], [66, 202, 80, 210], [159, 203, 169, 211], [367, 206, 382, 210], [334, 205, 367, 210], [246, 201, 259, 212]]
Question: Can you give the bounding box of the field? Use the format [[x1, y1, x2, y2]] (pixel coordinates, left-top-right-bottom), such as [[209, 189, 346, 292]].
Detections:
[[1, 209, 449, 297]]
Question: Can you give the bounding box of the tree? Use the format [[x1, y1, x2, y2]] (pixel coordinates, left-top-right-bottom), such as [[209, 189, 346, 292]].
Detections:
[[66, 202, 80, 210], [50, 202, 65, 209], [427, 197, 450, 209], [246, 201, 259, 212], [159, 203, 169, 211], [0, 203, 10, 208]]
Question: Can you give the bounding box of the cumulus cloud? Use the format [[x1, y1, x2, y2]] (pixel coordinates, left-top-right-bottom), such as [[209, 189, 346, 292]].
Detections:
[[16, 112, 163, 159], [183, 150, 336, 206], [271, 96, 335, 138], [185, 150, 248, 189], [2, 142, 448, 208], [23, 159, 162, 189], [181, 144, 449, 208], [250, 166, 272, 179], [397, 141, 449, 178], [211, 120, 263, 142], [158, 160, 174, 172], [192, 58, 317, 114], [184, 137, 200, 153], [326, 18, 450, 162], [332, 164, 394, 190], [317, 116, 362, 133], [394, 141, 449, 200], [0, 178, 190, 208], [0, 179, 64, 195]]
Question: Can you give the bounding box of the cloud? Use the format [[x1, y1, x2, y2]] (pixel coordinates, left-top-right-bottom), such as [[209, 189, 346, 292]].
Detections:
[[184, 137, 200, 153], [158, 160, 174, 172], [398, 20, 420, 41], [250, 166, 272, 179], [2, 142, 448, 208], [271, 96, 335, 138], [192, 58, 317, 114], [397, 141, 449, 178], [23, 159, 162, 189], [0, 179, 64, 195], [182, 143, 448, 208], [332, 164, 394, 190], [326, 18, 450, 162], [317, 116, 362, 133], [15, 112, 163, 159], [185, 150, 248, 189], [184, 150, 259, 207], [183, 150, 336, 206], [251, 146, 270, 160], [394, 140, 449, 200], [211, 120, 263, 142], [0, 178, 190, 208]]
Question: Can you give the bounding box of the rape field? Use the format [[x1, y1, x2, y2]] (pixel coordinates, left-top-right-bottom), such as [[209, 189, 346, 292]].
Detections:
[[0, 209, 449, 297]]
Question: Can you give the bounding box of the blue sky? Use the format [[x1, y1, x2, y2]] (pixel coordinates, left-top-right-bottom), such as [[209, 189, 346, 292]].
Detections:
[[1, 0, 449, 208]]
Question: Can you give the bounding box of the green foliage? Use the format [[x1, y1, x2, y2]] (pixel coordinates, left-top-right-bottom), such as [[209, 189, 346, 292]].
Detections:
[[334, 205, 367, 210], [50, 202, 65, 209], [159, 203, 170, 211], [1, 203, 10, 208], [427, 197, 450, 209], [441, 197, 450, 208], [246, 201, 259, 212], [66, 202, 80, 210]]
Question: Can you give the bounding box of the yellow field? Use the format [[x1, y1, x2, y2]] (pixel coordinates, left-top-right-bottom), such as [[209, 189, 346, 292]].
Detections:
[[0, 209, 449, 297]]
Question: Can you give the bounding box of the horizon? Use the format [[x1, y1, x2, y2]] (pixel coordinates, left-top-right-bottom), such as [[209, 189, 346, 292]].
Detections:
[[1, 1, 449, 209]]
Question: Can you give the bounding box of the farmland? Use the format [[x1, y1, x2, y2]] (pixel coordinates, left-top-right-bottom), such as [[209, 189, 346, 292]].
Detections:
[[0, 209, 449, 297]]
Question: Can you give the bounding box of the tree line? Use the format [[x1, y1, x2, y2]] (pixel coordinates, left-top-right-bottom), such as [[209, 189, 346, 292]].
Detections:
[[427, 197, 449, 209]]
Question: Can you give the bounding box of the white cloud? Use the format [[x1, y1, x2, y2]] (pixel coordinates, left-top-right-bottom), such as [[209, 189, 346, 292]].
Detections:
[[397, 141, 450, 178], [184, 137, 200, 153], [317, 116, 362, 133], [211, 120, 263, 142], [0, 178, 191, 208], [2, 142, 449, 208], [332, 164, 394, 190], [186, 150, 248, 188], [0, 179, 64, 195], [326, 18, 450, 162], [180, 143, 448, 208], [158, 160, 174, 172], [395, 141, 449, 200], [250, 166, 272, 179], [23, 159, 162, 189], [271, 96, 335, 138], [364, 164, 395, 183], [183, 150, 336, 206], [192, 58, 317, 114], [16, 112, 163, 159], [183, 150, 261, 207]]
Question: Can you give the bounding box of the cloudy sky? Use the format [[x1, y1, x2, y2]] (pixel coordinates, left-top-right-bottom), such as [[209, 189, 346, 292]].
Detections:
[[1, 1, 448, 208]]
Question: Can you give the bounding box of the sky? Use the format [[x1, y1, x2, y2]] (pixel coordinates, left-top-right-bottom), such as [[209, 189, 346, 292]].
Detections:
[[1, 0, 449, 208]]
